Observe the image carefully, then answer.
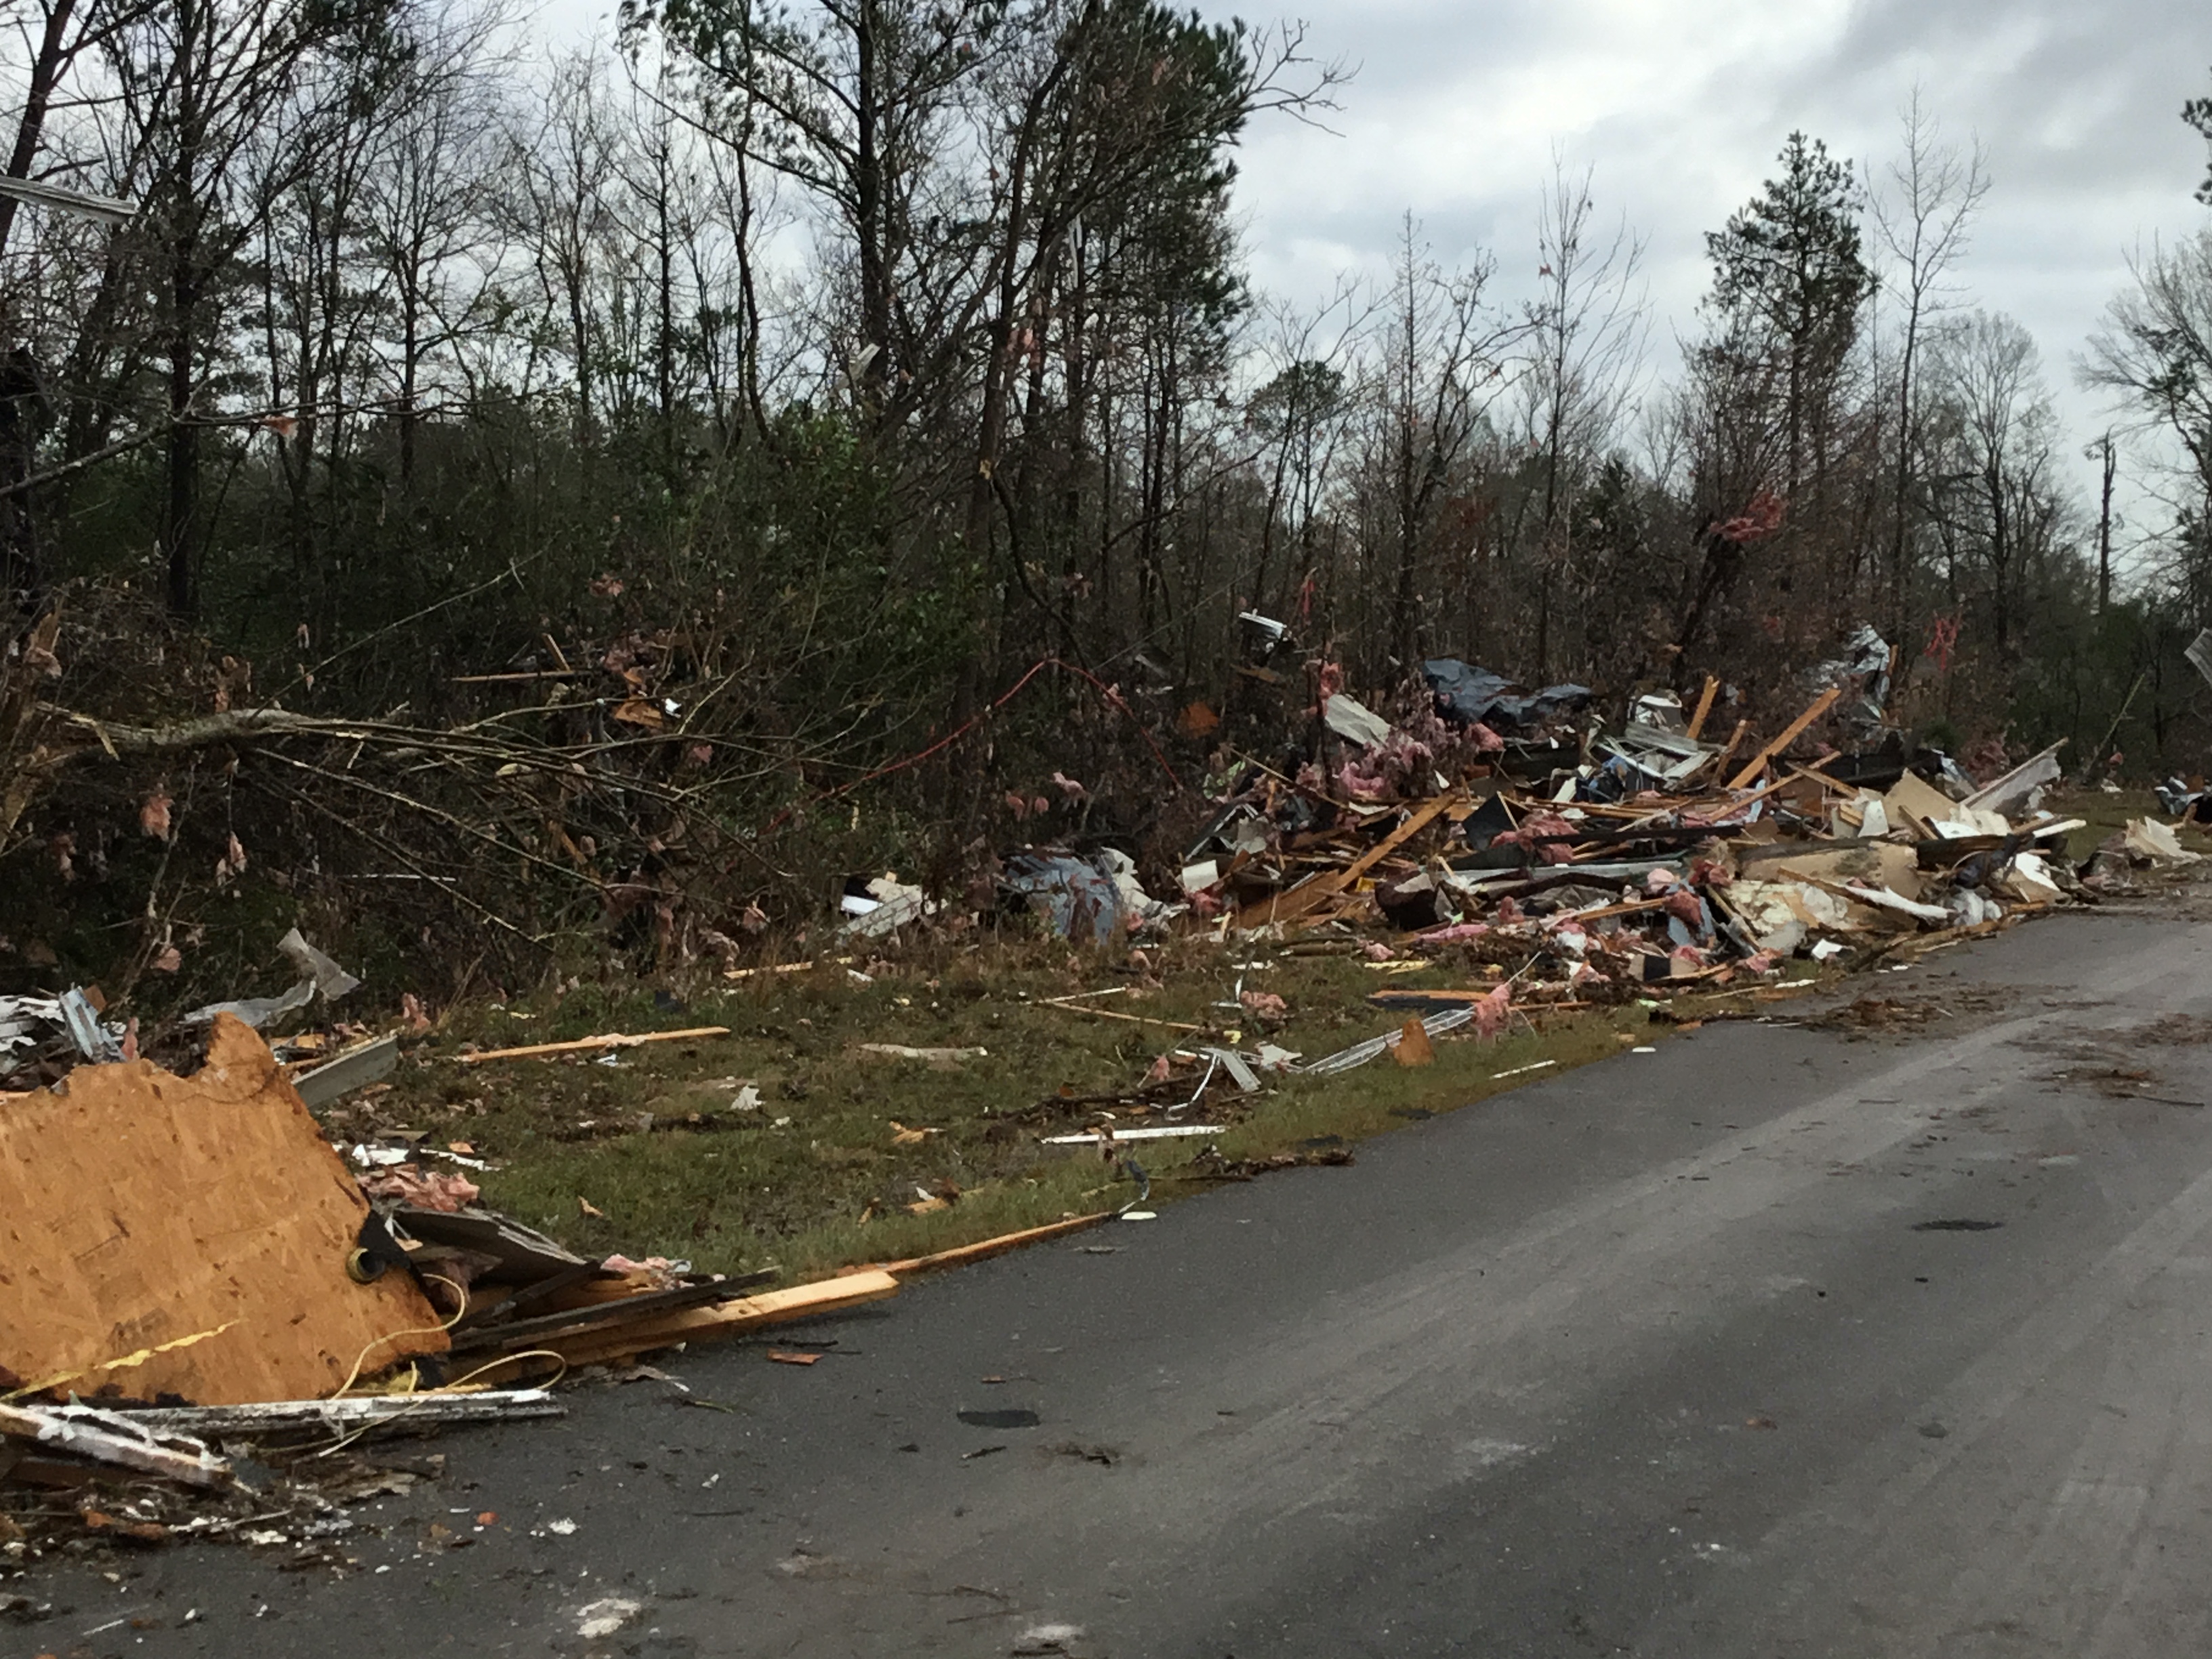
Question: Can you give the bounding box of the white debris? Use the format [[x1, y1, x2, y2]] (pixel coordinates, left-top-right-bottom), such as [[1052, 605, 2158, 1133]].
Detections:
[[575, 1597, 642, 1638]]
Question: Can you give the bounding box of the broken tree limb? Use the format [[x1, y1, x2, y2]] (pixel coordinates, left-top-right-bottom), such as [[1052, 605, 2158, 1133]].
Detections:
[[0, 1401, 231, 1489], [1725, 687, 1842, 790], [456, 1027, 730, 1065], [448, 671, 590, 684]]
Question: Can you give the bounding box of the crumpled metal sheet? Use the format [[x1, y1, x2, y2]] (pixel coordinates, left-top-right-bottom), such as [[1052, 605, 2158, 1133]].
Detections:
[[1423, 659, 1591, 731]]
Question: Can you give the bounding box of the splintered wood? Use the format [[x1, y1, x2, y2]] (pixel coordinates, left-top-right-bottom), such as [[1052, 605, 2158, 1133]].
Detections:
[[458, 1026, 729, 1065], [497, 1271, 903, 1373], [0, 1015, 448, 1405]]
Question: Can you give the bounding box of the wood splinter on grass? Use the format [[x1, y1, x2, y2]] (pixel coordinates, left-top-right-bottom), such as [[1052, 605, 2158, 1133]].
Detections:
[[457, 1027, 731, 1065]]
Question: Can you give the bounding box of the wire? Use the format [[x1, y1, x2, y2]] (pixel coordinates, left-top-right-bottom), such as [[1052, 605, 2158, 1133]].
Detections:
[[330, 1273, 468, 1399], [438, 1351, 571, 1394], [311, 1352, 572, 1459]]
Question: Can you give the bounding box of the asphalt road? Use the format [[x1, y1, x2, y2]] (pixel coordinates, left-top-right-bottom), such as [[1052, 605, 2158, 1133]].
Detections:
[[18, 909, 2212, 1659]]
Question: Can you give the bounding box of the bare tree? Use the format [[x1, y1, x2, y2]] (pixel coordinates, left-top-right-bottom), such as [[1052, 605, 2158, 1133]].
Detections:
[[2084, 228, 2212, 504], [1871, 89, 1988, 639], [1517, 157, 1646, 676], [1928, 311, 2068, 659], [102, 0, 388, 613], [1357, 215, 1517, 672]]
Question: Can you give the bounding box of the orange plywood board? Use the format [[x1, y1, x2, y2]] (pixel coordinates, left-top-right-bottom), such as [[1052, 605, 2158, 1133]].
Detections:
[[0, 1015, 447, 1404]]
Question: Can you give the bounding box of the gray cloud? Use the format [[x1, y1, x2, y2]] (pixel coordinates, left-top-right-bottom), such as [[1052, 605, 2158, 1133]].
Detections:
[[1212, 0, 2212, 497]]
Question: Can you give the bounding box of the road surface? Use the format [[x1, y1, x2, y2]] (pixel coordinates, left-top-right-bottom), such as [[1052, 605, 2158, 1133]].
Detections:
[[17, 909, 2212, 1658]]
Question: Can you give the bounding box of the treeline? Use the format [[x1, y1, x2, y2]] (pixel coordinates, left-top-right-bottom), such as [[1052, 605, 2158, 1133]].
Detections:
[[2, 0, 2211, 994]]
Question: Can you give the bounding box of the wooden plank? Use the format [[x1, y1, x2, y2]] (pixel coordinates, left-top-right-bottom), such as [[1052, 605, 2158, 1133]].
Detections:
[[513, 1271, 901, 1370], [1797, 872, 1950, 924], [1547, 897, 1671, 924], [1788, 762, 1857, 798], [447, 1279, 744, 1353], [1339, 793, 1462, 884], [118, 1390, 564, 1437], [1725, 687, 1842, 790], [876, 1213, 1117, 1276], [292, 1032, 399, 1107], [1235, 794, 1460, 928], [457, 1026, 729, 1065], [0, 1403, 232, 1488], [1685, 674, 1720, 741], [1038, 1001, 1207, 1033], [1712, 718, 1750, 776]]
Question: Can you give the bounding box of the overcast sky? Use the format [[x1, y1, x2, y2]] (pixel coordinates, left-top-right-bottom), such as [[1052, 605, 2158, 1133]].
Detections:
[[1202, 0, 2212, 508], [545, 0, 2212, 510]]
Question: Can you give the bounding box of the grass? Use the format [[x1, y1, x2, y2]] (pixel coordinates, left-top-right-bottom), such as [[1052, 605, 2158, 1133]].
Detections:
[[322, 930, 1826, 1286], [2054, 783, 2163, 862]]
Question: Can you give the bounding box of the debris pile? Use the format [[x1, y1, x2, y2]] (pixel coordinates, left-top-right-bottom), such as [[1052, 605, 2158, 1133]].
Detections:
[[1160, 670, 2087, 1007], [1, 636, 2203, 1573], [0, 1006, 900, 1562]]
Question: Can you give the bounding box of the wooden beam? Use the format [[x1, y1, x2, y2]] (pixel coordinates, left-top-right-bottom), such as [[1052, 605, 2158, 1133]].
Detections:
[[1721, 770, 1799, 813], [507, 1271, 901, 1370], [1725, 687, 1842, 790], [1235, 793, 1461, 928], [1787, 762, 1857, 798], [1685, 674, 1719, 740], [447, 1280, 745, 1353], [1711, 718, 1750, 776], [875, 1213, 1116, 1277], [0, 1402, 231, 1489], [119, 1391, 563, 1437]]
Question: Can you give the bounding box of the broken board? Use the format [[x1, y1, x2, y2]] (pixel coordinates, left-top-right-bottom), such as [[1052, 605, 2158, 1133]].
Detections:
[[0, 1015, 448, 1404]]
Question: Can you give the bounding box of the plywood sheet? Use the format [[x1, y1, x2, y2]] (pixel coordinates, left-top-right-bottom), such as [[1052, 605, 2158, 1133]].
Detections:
[[1769, 840, 1926, 899], [1884, 772, 1962, 840], [0, 1015, 447, 1404]]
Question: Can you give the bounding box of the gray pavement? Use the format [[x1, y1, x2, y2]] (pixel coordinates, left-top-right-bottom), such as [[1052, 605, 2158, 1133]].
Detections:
[[14, 909, 2212, 1658]]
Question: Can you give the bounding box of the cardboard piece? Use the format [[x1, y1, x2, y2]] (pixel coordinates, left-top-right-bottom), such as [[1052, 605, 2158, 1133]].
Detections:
[[0, 1015, 447, 1404]]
